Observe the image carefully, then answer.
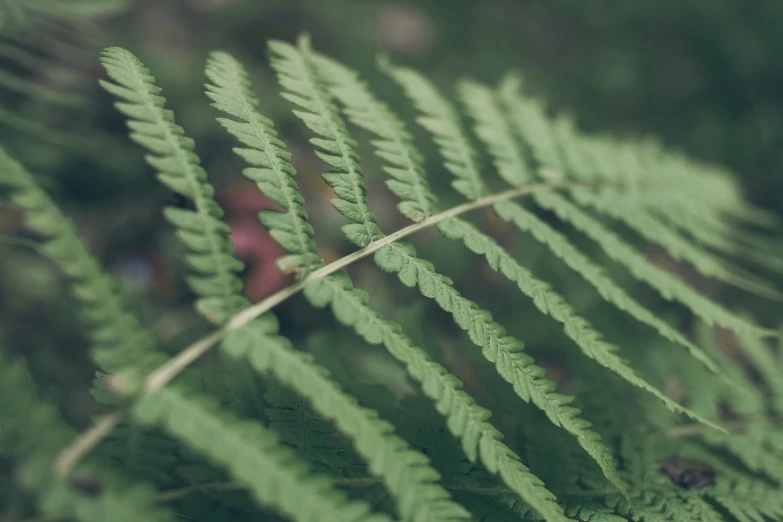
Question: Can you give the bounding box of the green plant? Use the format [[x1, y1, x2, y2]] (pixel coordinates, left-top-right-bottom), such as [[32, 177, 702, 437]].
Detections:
[[0, 0, 128, 152], [1, 34, 782, 522]]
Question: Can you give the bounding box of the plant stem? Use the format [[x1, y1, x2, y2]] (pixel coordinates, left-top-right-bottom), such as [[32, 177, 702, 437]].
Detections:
[[53, 179, 576, 477]]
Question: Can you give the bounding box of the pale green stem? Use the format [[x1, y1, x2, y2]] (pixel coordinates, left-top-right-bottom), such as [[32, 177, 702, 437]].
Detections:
[[53, 179, 576, 477]]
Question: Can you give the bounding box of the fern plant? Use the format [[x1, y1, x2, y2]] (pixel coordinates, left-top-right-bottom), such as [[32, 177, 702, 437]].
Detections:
[[1, 34, 783, 522], [0, 0, 127, 148]]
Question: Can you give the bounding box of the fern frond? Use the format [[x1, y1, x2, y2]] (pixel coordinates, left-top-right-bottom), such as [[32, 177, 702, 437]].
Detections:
[[373, 241, 623, 489], [318, 56, 719, 428], [437, 217, 720, 429], [453, 80, 727, 373], [603, 404, 783, 522], [263, 384, 353, 475], [661, 201, 783, 275], [378, 59, 486, 201], [204, 50, 321, 276], [0, 2, 127, 145], [381, 66, 710, 375], [206, 51, 567, 518], [109, 46, 466, 522], [710, 478, 783, 522], [507, 200, 723, 370], [603, 429, 683, 522], [313, 54, 438, 222], [308, 273, 570, 522], [0, 146, 194, 486], [538, 189, 772, 338], [383, 61, 733, 482], [272, 38, 623, 493], [657, 206, 783, 275], [0, 146, 157, 373], [549, 118, 781, 301], [732, 330, 783, 412], [3, 22, 781, 522], [495, 81, 774, 338], [132, 386, 392, 522], [0, 66, 85, 107], [222, 319, 472, 522], [99, 46, 246, 323], [722, 194, 781, 228], [267, 37, 383, 248], [702, 422, 783, 482], [511, 398, 629, 522], [0, 348, 177, 522], [568, 190, 780, 301], [692, 323, 766, 417], [203, 50, 571, 514]]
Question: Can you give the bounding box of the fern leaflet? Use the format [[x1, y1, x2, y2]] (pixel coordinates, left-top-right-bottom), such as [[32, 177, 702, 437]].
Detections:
[[206, 50, 568, 522], [0, 348, 176, 522], [100, 46, 247, 323], [495, 80, 775, 338], [106, 46, 468, 522], [273, 37, 625, 492], [0, 145, 158, 373], [132, 386, 392, 522]]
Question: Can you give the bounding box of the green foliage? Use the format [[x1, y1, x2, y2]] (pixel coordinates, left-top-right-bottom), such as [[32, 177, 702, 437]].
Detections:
[[134, 386, 392, 522], [0, 1, 128, 147], [204, 50, 320, 277], [0, 145, 158, 373], [0, 348, 176, 522], [495, 82, 775, 339], [100, 46, 248, 324], [2, 31, 783, 522]]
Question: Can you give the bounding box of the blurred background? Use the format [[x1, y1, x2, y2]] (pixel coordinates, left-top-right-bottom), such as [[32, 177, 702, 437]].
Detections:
[[1, 0, 781, 426]]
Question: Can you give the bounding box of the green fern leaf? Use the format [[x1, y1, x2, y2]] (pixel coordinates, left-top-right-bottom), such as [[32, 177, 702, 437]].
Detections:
[[310, 273, 570, 522], [308, 53, 438, 222], [652, 204, 783, 275], [201, 49, 572, 516], [710, 478, 783, 522], [495, 80, 774, 338], [275, 38, 625, 497], [99, 46, 246, 323], [268, 38, 597, 518], [453, 80, 734, 373], [0, 66, 85, 107], [206, 49, 476, 519], [204, 50, 321, 276], [0, 146, 158, 373], [108, 46, 465, 522], [0, 146, 195, 486], [693, 323, 766, 417], [267, 37, 383, 248], [0, 348, 177, 522], [378, 59, 486, 201], [0, 2, 128, 146], [460, 82, 779, 298], [732, 330, 783, 411], [318, 54, 720, 429], [455, 76, 774, 340], [374, 240, 623, 490], [437, 216, 721, 430], [132, 386, 392, 522], [562, 189, 780, 301], [24, 34, 780, 522], [263, 384, 354, 475], [702, 422, 783, 482], [223, 319, 472, 522], [540, 189, 772, 338], [273, 41, 625, 494]]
